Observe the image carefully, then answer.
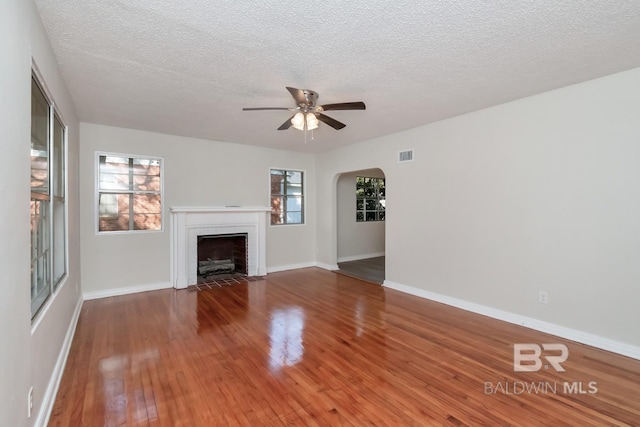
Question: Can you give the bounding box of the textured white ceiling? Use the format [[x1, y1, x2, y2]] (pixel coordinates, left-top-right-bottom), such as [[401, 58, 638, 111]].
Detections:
[[34, 0, 640, 153]]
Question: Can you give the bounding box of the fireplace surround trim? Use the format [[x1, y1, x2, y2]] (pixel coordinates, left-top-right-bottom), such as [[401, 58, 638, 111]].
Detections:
[[170, 206, 270, 288]]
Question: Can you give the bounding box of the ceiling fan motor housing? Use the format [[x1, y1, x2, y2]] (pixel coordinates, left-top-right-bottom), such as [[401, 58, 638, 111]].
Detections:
[[301, 90, 318, 109]]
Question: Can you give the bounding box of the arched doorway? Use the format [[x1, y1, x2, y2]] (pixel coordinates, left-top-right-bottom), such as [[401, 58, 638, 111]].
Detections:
[[335, 168, 386, 284]]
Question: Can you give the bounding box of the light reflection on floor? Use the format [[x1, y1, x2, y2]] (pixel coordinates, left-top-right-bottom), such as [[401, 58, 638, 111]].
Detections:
[[355, 296, 365, 337], [268, 306, 305, 372], [99, 349, 160, 423]]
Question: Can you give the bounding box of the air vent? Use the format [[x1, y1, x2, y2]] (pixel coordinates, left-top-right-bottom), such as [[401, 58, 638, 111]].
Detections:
[[398, 149, 414, 163]]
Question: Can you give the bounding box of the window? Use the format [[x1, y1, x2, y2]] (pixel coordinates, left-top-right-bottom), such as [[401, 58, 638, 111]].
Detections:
[[31, 75, 67, 318], [97, 154, 163, 232], [356, 176, 385, 222], [270, 169, 304, 225]]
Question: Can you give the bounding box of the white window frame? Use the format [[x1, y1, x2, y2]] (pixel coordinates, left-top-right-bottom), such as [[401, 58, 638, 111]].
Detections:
[[31, 67, 69, 322], [95, 152, 165, 234], [269, 167, 306, 226]]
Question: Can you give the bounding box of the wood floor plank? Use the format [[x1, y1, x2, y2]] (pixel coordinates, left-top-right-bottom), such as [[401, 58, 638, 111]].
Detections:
[[49, 268, 640, 426]]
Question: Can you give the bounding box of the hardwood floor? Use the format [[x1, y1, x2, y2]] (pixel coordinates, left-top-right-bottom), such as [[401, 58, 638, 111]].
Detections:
[[337, 256, 385, 284], [50, 268, 640, 426]]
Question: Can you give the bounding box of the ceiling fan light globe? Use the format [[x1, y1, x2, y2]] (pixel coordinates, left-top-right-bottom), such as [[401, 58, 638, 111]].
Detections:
[[306, 113, 319, 130], [291, 112, 305, 130]]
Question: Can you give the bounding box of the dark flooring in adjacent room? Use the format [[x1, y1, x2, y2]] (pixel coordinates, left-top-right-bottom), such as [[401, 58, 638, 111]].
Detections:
[[337, 255, 385, 284]]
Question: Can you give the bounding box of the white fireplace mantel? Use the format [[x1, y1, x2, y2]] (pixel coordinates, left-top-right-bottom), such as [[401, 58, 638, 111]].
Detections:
[[170, 206, 270, 288]]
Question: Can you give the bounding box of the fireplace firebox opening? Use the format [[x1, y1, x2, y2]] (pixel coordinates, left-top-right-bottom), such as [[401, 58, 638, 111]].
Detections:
[[197, 233, 248, 280]]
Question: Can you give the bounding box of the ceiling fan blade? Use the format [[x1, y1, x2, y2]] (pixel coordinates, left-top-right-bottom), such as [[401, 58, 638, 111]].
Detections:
[[242, 107, 290, 111], [277, 115, 295, 130], [317, 113, 346, 130], [286, 87, 308, 106], [320, 101, 366, 111]]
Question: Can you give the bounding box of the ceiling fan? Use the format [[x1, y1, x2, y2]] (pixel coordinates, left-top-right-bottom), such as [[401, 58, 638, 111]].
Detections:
[[242, 87, 366, 132]]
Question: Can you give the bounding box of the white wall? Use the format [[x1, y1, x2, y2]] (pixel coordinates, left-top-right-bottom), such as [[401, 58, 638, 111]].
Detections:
[[1, 1, 81, 426], [317, 67, 640, 348], [79, 123, 317, 294], [337, 169, 385, 261], [0, 2, 31, 426]]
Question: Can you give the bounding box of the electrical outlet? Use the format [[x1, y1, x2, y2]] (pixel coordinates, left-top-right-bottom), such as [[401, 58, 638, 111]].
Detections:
[[538, 291, 549, 304], [27, 386, 33, 418]]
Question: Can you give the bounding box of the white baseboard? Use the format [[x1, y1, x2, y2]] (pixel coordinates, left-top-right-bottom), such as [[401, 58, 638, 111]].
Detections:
[[337, 252, 385, 263], [267, 262, 317, 273], [83, 281, 172, 300], [36, 296, 83, 427], [263, 262, 342, 274], [315, 262, 339, 271], [383, 280, 640, 361]]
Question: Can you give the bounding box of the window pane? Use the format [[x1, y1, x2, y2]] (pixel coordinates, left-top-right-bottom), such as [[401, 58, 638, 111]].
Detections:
[[133, 214, 161, 231], [286, 183, 302, 195], [356, 199, 364, 210], [131, 194, 161, 230], [379, 211, 385, 221], [288, 171, 302, 184], [99, 173, 131, 191], [99, 156, 131, 190], [31, 152, 49, 193], [286, 212, 302, 224], [133, 175, 160, 192], [103, 156, 129, 167], [100, 156, 130, 173], [99, 193, 130, 231], [52, 116, 66, 288], [364, 182, 375, 197], [366, 199, 377, 210], [366, 211, 377, 221], [99, 213, 130, 232], [356, 212, 364, 222], [31, 199, 51, 316], [133, 194, 161, 214], [99, 194, 119, 217], [271, 195, 283, 225], [356, 177, 365, 197], [286, 196, 302, 211], [270, 171, 285, 195], [53, 116, 65, 197], [133, 158, 160, 171], [31, 79, 49, 194], [53, 198, 66, 287], [132, 158, 161, 191]]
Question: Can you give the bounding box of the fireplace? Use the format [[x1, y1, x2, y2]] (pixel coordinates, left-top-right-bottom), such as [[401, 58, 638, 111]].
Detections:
[[170, 206, 270, 288], [197, 233, 248, 279]]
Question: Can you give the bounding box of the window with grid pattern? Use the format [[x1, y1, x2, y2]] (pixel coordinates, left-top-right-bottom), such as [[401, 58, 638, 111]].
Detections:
[[270, 169, 304, 225], [356, 176, 385, 222], [97, 154, 163, 232]]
